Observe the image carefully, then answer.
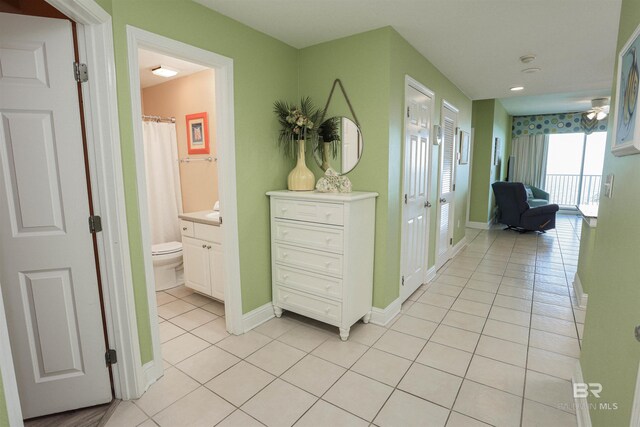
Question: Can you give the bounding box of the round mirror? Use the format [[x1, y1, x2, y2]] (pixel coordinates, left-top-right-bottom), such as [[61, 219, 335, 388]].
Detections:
[[314, 116, 363, 175]]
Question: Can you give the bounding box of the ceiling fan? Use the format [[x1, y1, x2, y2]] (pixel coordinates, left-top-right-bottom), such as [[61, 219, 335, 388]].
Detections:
[[585, 98, 610, 121]]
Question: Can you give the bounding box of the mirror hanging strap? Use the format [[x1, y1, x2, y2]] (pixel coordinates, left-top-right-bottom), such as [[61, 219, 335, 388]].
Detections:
[[320, 79, 361, 127]]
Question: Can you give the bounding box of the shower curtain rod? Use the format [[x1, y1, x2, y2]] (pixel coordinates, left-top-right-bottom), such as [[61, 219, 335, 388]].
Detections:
[[142, 114, 176, 123]]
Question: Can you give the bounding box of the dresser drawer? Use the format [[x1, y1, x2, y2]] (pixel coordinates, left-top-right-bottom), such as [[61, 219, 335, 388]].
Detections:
[[275, 286, 342, 324], [273, 199, 344, 226], [195, 222, 222, 243], [273, 220, 343, 253], [180, 220, 194, 237], [274, 243, 342, 277], [275, 264, 342, 299]]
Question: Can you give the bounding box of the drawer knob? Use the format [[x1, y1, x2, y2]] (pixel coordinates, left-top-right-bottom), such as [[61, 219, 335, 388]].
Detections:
[[182, 227, 188, 231], [207, 245, 212, 249], [283, 294, 289, 300], [325, 307, 331, 313], [325, 237, 331, 243], [283, 252, 289, 258], [282, 230, 289, 236], [202, 244, 207, 248], [325, 262, 331, 268], [325, 212, 331, 217], [281, 208, 288, 213], [325, 284, 331, 290], [283, 274, 289, 281]]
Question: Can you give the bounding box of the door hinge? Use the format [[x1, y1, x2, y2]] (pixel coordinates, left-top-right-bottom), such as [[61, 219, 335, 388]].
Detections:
[[105, 349, 117, 365], [453, 184, 456, 191], [89, 215, 102, 233], [449, 238, 453, 245], [404, 194, 408, 204], [219, 216, 223, 225], [407, 106, 410, 118], [401, 276, 405, 286], [74, 62, 88, 83]]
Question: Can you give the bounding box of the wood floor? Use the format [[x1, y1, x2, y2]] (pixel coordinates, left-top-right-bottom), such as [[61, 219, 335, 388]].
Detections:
[[24, 400, 118, 427]]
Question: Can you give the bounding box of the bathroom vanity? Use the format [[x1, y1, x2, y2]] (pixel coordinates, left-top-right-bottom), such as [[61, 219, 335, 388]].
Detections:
[[267, 191, 377, 340], [179, 211, 224, 301]]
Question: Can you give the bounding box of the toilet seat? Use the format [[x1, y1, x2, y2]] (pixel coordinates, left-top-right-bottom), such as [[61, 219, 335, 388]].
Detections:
[[152, 241, 182, 256]]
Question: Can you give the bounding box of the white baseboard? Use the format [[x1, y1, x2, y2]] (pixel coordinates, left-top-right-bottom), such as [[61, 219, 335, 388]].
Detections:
[[370, 297, 401, 327], [426, 266, 437, 283], [573, 274, 588, 308], [242, 302, 275, 333], [573, 361, 592, 427], [451, 236, 468, 258], [466, 220, 492, 230]]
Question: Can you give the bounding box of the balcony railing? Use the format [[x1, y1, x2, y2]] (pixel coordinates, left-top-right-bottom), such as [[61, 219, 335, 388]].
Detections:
[[545, 174, 602, 206]]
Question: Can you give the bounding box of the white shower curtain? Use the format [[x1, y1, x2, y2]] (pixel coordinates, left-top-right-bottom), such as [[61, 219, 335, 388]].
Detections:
[[142, 121, 183, 245], [511, 134, 549, 189]]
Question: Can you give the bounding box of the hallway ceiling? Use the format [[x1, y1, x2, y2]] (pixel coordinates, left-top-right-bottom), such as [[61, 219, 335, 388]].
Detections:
[[195, 0, 622, 115]]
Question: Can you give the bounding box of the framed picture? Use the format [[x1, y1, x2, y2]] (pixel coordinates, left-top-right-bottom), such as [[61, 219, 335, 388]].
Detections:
[[493, 137, 501, 166], [186, 112, 210, 155], [612, 22, 640, 156], [459, 130, 470, 165]]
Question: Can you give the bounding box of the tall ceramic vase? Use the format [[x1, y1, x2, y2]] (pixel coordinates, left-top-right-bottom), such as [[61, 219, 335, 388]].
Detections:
[[287, 139, 315, 191]]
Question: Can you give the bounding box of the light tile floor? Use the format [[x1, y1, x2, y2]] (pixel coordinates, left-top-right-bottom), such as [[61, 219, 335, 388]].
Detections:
[[106, 215, 585, 427]]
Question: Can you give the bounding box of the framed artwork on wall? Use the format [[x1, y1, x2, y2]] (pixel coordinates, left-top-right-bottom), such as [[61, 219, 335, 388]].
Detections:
[[493, 137, 501, 166], [459, 130, 470, 164], [612, 22, 640, 156], [186, 112, 210, 154]]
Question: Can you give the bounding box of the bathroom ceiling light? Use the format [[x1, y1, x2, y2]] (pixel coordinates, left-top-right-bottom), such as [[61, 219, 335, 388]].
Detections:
[[520, 54, 536, 64], [510, 86, 524, 92], [522, 67, 541, 73], [151, 65, 178, 78]]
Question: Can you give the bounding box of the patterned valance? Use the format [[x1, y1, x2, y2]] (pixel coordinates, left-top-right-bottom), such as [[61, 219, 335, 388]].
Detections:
[[512, 112, 607, 138]]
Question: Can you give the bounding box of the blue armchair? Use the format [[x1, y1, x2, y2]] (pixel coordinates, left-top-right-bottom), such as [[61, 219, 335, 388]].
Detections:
[[524, 185, 550, 208], [492, 182, 559, 233]]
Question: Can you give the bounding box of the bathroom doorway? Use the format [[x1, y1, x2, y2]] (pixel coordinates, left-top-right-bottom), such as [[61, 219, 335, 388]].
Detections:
[[127, 27, 243, 387]]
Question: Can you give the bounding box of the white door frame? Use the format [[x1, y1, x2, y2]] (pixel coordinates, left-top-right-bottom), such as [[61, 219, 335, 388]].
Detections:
[[435, 100, 459, 269], [125, 27, 243, 383], [400, 75, 434, 294]]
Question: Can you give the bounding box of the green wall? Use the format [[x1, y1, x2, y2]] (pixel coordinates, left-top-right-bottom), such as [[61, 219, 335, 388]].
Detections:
[[580, 0, 640, 423], [299, 28, 472, 308], [468, 99, 511, 223], [108, 0, 299, 363], [576, 224, 597, 293]]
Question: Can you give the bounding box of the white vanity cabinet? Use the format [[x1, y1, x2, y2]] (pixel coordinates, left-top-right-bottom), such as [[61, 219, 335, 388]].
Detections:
[[267, 191, 378, 340], [180, 217, 224, 301]]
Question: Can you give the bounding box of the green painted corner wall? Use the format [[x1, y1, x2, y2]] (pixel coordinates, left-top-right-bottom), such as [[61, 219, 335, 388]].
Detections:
[[580, 0, 640, 423], [108, 0, 299, 363], [576, 224, 597, 293], [468, 99, 511, 224], [298, 28, 395, 308]]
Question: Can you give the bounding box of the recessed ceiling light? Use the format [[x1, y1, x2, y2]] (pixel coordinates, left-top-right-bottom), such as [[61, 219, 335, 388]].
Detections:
[[520, 54, 536, 64], [510, 86, 525, 92], [522, 67, 542, 73], [151, 65, 178, 78]]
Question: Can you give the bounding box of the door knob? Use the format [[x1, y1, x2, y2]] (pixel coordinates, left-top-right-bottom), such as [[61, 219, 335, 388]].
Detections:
[[440, 198, 447, 203], [182, 227, 188, 231], [424, 201, 432, 208], [207, 245, 211, 249], [202, 244, 207, 248]]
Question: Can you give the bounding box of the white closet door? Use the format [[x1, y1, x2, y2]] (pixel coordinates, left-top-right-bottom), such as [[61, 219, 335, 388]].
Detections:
[[0, 13, 111, 418], [400, 83, 432, 302], [436, 102, 458, 268]]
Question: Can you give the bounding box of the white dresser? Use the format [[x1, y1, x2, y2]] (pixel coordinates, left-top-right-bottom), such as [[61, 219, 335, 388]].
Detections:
[[267, 191, 378, 340]]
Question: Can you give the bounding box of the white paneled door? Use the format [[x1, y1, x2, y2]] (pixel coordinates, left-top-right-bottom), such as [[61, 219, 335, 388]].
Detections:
[[0, 13, 111, 418], [400, 82, 433, 302], [436, 102, 458, 269]]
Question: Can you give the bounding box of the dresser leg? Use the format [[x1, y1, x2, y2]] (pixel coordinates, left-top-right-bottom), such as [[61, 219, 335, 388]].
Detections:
[[273, 306, 283, 318], [362, 311, 372, 324], [339, 327, 350, 341]]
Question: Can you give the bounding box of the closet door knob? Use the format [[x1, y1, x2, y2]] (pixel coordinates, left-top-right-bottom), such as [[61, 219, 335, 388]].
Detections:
[[207, 245, 212, 249], [182, 227, 188, 231], [202, 244, 207, 248]]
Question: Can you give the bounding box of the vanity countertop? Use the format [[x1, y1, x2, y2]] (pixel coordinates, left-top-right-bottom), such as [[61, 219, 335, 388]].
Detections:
[[179, 210, 221, 226]]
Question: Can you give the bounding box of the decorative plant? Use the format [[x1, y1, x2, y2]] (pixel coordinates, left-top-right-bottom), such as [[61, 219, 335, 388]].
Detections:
[[316, 116, 341, 159], [274, 97, 324, 157]]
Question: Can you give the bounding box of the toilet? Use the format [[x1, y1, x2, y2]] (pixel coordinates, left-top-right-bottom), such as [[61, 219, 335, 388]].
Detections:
[[151, 241, 184, 291]]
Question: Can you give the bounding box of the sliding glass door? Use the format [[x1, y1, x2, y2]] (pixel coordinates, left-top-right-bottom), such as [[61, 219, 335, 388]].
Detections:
[[545, 132, 606, 207]]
